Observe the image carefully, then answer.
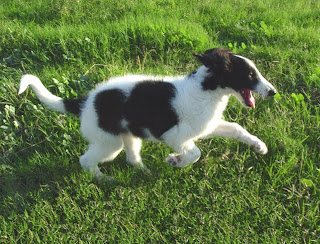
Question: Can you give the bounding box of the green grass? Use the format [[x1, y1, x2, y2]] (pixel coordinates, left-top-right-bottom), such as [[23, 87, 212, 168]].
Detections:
[[1, 0, 320, 242]]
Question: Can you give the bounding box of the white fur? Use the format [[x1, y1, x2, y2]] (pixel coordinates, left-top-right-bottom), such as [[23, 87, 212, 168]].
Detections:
[[19, 55, 275, 179], [19, 75, 66, 113]]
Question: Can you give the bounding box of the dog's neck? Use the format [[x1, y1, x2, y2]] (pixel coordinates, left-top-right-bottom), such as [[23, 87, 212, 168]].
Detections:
[[186, 65, 231, 97], [188, 65, 209, 80], [170, 66, 231, 133], [180, 65, 231, 111]]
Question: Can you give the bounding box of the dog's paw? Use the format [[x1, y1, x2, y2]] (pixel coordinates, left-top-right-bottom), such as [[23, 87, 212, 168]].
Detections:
[[166, 153, 182, 167], [253, 140, 268, 155], [135, 163, 152, 175]]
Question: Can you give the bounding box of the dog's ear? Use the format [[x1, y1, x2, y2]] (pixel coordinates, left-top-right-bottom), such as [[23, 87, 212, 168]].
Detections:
[[193, 48, 232, 73], [193, 53, 212, 68]]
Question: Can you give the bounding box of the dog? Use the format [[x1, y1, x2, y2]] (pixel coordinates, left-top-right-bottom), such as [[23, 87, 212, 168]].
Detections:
[[18, 48, 277, 179]]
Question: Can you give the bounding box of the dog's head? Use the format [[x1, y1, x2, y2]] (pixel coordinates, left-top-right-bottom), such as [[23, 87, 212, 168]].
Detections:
[[193, 48, 277, 108]]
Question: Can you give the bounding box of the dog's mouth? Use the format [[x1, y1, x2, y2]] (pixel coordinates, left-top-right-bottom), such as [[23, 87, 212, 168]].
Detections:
[[240, 88, 255, 108]]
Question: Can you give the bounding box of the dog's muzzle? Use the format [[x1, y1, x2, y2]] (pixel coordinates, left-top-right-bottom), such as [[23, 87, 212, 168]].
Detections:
[[267, 89, 276, 97], [254, 78, 277, 97]]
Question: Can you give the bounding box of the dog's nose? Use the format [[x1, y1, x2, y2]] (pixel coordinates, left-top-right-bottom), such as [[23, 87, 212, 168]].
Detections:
[[268, 89, 276, 96]]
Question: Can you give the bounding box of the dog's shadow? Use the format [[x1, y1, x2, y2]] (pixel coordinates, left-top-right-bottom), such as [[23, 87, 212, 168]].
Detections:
[[2, 139, 239, 221], [0, 147, 164, 220], [0, 149, 75, 217], [98, 149, 171, 186]]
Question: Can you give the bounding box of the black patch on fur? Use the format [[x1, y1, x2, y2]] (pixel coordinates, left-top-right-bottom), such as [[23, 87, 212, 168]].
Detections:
[[194, 48, 259, 91], [124, 81, 179, 139], [228, 56, 259, 90], [94, 89, 127, 135], [64, 97, 87, 116]]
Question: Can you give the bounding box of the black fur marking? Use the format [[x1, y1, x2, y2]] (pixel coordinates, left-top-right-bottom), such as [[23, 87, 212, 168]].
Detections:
[[124, 81, 179, 139], [64, 97, 87, 116], [94, 89, 127, 135], [194, 48, 259, 92], [229, 56, 259, 91]]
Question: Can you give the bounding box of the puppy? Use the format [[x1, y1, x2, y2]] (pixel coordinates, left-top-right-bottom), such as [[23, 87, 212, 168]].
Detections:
[[18, 48, 277, 178]]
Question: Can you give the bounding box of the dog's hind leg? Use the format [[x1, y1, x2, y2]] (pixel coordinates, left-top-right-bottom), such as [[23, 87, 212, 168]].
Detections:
[[122, 134, 143, 167], [80, 136, 123, 179], [122, 134, 150, 172], [165, 140, 201, 168]]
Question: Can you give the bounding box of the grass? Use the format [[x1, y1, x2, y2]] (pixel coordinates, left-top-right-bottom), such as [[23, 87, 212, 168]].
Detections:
[[0, 0, 319, 242]]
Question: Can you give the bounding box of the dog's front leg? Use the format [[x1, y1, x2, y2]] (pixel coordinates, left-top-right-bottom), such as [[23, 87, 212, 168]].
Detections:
[[206, 120, 268, 154], [165, 140, 201, 167]]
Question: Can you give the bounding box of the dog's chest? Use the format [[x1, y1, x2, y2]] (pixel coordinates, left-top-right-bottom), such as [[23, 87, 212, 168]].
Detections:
[[175, 93, 229, 138], [193, 104, 226, 138]]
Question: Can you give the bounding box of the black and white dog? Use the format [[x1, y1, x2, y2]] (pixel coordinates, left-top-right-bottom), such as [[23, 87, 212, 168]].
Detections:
[[19, 48, 276, 178]]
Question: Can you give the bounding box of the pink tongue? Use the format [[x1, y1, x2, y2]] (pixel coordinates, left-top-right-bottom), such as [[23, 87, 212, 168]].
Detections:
[[241, 89, 256, 108]]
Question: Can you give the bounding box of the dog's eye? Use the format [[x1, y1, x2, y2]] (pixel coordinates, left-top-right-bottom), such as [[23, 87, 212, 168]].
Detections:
[[248, 71, 257, 80]]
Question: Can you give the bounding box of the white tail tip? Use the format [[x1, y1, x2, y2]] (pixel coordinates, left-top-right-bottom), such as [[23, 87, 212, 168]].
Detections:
[[17, 74, 66, 113], [18, 74, 39, 95]]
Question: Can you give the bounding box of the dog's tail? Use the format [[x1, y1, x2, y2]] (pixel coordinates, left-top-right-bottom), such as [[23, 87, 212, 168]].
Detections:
[[19, 74, 86, 116]]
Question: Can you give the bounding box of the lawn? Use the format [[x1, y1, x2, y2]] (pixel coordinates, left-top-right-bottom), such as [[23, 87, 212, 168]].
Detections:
[[0, 0, 319, 242]]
